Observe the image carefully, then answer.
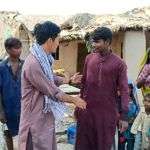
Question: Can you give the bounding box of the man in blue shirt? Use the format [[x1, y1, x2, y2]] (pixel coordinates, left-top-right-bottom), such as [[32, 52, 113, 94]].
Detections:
[[0, 37, 23, 150]]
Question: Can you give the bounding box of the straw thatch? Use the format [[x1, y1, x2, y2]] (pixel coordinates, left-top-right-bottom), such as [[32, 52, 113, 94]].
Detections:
[[0, 11, 32, 58], [1, 6, 150, 43], [61, 6, 150, 41]]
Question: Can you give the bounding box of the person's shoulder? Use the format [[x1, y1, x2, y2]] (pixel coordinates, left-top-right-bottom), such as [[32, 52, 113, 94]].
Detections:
[[111, 53, 123, 62], [111, 53, 126, 66], [84, 53, 91, 62], [86, 53, 93, 58], [0, 59, 8, 74], [23, 54, 40, 71], [0, 59, 7, 68], [85, 52, 97, 61], [24, 54, 37, 64]]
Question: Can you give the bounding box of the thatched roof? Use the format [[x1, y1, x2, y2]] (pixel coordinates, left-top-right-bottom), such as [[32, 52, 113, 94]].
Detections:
[[0, 11, 71, 43], [18, 15, 71, 42], [87, 7, 150, 32], [1, 6, 150, 42], [19, 15, 68, 31], [0, 11, 29, 33], [0, 11, 31, 58], [61, 6, 150, 41], [0, 11, 31, 42]]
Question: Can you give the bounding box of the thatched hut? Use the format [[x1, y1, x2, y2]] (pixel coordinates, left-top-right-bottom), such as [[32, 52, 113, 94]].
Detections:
[[60, 6, 150, 79], [0, 11, 32, 59], [3, 7, 150, 79]]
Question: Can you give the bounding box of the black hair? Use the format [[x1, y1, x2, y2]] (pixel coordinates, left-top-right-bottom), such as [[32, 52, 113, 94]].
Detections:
[[91, 27, 112, 44], [128, 83, 133, 90], [4, 37, 22, 51], [144, 94, 150, 102], [33, 21, 61, 45]]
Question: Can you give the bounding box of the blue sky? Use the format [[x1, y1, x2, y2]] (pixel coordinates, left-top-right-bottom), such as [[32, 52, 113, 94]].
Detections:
[[0, 0, 150, 15]]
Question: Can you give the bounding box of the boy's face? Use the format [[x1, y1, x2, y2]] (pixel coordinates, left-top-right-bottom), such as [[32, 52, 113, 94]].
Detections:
[[144, 98, 150, 114], [7, 47, 22, 58], [92, 39, 110, 53], [46, 35, 60, 53]]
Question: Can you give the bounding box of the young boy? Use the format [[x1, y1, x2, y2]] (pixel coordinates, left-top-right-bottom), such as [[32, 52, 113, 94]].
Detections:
[[131, 94, 150, 150], [0, 37, 23, 150], [142, 94, 150, 150], [75, 27, 129, 150], [118, 82, 139, 150]]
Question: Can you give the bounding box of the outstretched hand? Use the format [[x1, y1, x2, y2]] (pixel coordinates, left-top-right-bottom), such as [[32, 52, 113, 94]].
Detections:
[[70, 72, 83, 84]]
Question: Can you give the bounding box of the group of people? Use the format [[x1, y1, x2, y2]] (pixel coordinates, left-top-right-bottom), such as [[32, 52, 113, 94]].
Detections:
[[0, 21, 149, 150]]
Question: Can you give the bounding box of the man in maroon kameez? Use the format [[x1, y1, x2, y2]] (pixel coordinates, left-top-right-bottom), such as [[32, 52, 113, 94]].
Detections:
[[75, 27, 129, 150]]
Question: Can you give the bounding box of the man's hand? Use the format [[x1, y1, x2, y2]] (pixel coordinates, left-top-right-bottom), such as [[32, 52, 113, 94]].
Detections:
[[72, 96, 87, 110], [119, 120, 128, 133], [70, 72, 83, 84]]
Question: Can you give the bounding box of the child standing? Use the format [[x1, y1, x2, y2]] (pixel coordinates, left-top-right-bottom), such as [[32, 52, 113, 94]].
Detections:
[[131, 94, 150, 150], [142, 94, 150, 150], [0, 37, 23, 150], [118, 82, 139, 150]]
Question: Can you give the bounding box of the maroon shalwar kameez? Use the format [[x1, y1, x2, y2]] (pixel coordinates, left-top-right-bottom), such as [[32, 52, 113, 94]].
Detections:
[[75, 52, 129, 150]]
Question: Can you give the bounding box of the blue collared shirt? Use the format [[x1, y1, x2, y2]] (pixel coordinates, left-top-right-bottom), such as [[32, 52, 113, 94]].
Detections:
[[0, 58, 23, 136]]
